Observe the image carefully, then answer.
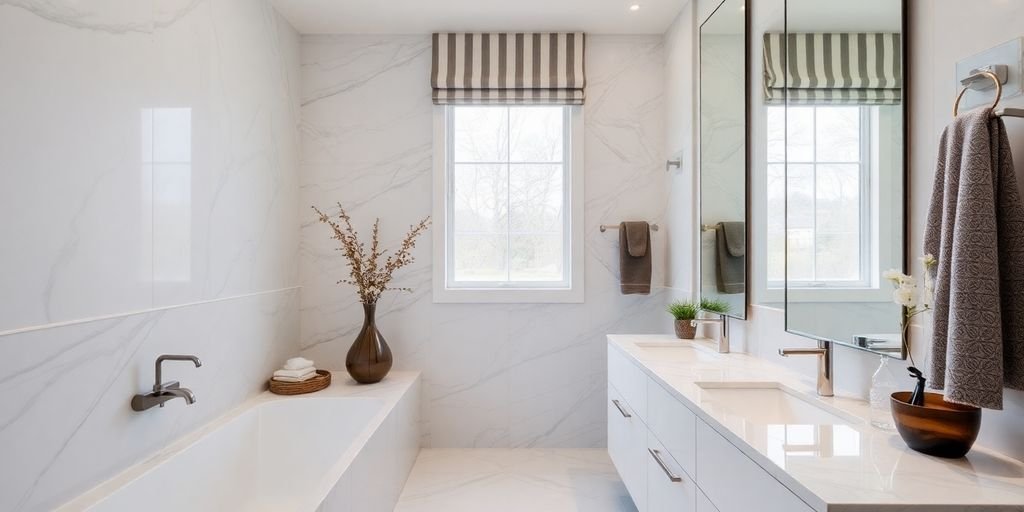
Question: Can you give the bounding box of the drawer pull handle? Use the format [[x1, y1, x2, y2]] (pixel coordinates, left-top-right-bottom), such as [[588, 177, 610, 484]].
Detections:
[[648, 448, 683, 482], [611, 399, 632, 418]]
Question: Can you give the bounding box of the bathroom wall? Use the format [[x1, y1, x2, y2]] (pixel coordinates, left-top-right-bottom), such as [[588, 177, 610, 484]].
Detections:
[[299, 34, 670, 448], [0, 1, 302, 510], [667, 0, 1024, 462]]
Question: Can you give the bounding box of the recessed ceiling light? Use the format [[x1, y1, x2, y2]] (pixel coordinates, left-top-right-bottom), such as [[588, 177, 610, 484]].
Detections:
[[629, 4, 641, 11]]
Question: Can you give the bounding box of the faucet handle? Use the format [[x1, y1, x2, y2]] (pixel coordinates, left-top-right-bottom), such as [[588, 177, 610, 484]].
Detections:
[[154, 354, 202, 391]]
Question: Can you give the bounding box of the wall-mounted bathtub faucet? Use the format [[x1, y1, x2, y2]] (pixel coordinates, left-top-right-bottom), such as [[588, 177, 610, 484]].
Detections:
[[131, 354, 202, 411]]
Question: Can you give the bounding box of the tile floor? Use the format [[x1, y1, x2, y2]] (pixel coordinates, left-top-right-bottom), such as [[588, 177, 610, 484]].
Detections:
[[395, 449, 638, 512]]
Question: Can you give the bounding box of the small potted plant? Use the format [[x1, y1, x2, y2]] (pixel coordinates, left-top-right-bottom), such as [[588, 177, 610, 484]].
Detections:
[[667, 300, 699, 339]]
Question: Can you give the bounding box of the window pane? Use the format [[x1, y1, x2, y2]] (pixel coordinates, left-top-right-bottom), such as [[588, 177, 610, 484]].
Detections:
[[787, 228, 815, 281], [786, 107, 814, 162], [815, 233, 860, 281], [452, 164, 507, 233], [510, 234, 563, 282], [509, 107, 563, 162], [453, 107, 508, 162], [509, 164, 563, 233], [816, 107, 860, 162], [453, 234, 507, 282], [766, 163, 786, 283], [815, 164, 861, 233], [786, 163, 814, 230], [766, 106, 786, 162]]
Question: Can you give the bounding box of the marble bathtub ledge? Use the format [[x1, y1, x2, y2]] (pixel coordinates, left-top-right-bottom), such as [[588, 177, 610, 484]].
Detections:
[[57, 371, 422, 512], [607, 334, 1024, 511]]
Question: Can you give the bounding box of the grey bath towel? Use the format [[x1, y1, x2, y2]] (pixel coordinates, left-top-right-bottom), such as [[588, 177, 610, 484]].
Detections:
[[924, 107, 1024, 410], [619, 221, 652, 295], [716, 222, 745, 294]]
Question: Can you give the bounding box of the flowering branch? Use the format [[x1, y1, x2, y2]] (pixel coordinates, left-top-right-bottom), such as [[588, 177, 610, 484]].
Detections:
[[312, 203, 430, 304], [882, 254, 937, 368]]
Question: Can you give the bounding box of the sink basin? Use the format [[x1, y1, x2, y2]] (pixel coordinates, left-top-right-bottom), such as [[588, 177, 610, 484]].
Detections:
[[695, 382, 858, 425]]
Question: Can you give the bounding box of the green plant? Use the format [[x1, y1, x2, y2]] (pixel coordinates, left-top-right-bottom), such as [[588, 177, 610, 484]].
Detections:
[[667, 300, 699, 320], [699, 297, 731, 314]]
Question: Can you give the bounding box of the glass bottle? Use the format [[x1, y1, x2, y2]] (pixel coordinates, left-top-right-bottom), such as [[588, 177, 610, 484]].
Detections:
[[870, 355, 898, 430]]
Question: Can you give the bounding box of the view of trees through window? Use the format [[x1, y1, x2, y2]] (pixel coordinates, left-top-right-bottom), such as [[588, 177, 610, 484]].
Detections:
[[448, 105, 569, 286], [766, 105, 869, 287]]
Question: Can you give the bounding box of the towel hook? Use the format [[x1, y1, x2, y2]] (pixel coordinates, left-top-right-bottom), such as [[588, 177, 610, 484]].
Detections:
[[953, 70, 1003, 117]]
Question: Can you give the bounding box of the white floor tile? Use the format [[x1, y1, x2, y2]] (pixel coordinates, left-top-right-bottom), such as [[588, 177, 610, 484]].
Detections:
[[395, 449, 637, 512]]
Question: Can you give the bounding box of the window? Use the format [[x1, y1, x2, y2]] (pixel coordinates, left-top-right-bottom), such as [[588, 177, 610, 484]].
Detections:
[[766, 105, 872, 288], [433, 105, 583, 303]]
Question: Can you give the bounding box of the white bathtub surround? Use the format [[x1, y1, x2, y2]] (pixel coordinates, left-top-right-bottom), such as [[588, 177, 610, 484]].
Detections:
[[608, 335, 1024, 510], [300, 34, 671, 449], [58, 372, 420, 512], [0, 0, 302, 510], [395, 449, 635, 512]]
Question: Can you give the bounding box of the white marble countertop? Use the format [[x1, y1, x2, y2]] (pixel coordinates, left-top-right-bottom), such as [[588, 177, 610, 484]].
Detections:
[[608, 334, 1024, 511]]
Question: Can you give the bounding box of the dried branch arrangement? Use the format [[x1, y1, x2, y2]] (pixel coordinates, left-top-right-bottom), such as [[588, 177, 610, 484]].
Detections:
[[312, 203, 430, 305]]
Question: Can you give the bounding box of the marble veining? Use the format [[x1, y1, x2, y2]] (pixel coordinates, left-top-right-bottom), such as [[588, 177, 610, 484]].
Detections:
[[395, 449, 636, 512], [298, 35, 672, 449], [0, 1, 302, 510]]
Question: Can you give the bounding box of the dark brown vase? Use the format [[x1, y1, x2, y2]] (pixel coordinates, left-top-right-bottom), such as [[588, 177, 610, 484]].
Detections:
[[346, 303, 392, 384]]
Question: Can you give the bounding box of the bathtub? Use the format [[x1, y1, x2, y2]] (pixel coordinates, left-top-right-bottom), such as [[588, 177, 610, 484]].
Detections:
[[58, 373, 420, 512]]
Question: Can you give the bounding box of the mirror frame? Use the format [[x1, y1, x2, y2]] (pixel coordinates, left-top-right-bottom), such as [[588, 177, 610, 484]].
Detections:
[[698, 0, 751, 321], [782, 0, 911, 359]]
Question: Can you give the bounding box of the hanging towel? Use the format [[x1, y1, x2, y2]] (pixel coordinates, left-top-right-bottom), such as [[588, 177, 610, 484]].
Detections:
[[715, 222, 745, 294], [619, 221, 652, 295], [924, 107, 1024, 410]]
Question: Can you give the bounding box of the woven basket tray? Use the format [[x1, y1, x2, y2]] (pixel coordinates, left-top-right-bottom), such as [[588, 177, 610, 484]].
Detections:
[[269, 369, 332, 395]]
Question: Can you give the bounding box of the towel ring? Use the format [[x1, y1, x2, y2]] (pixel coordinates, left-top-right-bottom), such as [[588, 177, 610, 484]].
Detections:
[[953, 70, 1002, 117]]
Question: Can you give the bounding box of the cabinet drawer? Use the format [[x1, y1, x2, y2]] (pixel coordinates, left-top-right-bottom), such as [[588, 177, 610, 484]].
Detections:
[[695, 422, 814, 512], [646, 431, 696, 512], [608, 345, 647, 420], [608, 384, 647, 511], [646, 379, 696, 478]]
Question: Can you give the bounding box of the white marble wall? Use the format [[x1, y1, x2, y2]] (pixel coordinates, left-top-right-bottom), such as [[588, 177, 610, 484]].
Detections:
[[0, 1, 302, 509], [299, 35, 671, 448]]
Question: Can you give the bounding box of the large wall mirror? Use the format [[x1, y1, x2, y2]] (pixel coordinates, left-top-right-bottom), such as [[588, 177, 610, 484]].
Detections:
[[699, 0, 748, 320], [778, 0, 909, 357]]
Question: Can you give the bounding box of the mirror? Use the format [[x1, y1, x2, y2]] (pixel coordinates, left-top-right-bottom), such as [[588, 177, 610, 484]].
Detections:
[[778, 0, 908, 357], [699, 0, 749, 320]]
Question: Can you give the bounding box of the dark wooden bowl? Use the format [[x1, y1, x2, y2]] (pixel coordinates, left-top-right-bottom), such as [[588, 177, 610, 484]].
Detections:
[[890, 391, 981, 459]]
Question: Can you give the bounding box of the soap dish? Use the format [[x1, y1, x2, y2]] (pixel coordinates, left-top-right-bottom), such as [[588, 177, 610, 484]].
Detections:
[[269, 370, 332, 395]]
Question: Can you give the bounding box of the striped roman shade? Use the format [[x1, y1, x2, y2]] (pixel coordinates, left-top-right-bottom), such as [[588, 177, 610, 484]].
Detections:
[[763, 32, 902, 105], [431, 33, 586, 105]]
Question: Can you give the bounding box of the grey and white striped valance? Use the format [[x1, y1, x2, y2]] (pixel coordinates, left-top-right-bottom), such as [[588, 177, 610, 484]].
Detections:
[[431, 33, 586, 105], [763, 32, 902, 105]]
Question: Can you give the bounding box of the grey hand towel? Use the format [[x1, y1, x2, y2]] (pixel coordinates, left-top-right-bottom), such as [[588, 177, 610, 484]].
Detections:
[[715, 222, 745, 294], [619, 221, 652, 295], [924, 107, 1024, 410]]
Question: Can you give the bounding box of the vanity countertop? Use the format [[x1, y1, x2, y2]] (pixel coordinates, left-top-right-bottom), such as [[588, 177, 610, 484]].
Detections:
[[609, 334, 1024, 511]]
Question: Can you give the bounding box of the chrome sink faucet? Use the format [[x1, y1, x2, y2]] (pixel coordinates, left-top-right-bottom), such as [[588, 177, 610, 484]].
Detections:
[[691, 314, 729, 353], [131, 354, 202, 411], [779, 341, 834, 397]]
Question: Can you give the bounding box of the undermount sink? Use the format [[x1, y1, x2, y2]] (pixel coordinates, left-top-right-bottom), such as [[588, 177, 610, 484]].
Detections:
[[695, 382, 858, 425]]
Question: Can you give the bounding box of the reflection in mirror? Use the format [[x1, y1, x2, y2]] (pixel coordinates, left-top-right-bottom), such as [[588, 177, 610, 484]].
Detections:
[[699, 0, 748, 320], [776, 0, 907, 358]]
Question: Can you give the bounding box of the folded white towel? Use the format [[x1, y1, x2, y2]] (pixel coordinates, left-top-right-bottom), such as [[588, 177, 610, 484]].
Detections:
[[272, 372, 317, 383], [273, 367, 316, 380], [283, 357, 314, 371]]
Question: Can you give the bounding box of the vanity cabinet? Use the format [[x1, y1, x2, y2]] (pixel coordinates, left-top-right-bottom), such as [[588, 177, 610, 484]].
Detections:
[[608, 346, 814, 512]]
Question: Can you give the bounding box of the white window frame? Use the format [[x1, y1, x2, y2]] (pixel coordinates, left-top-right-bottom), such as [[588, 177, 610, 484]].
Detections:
[[432, 104, 585, 304]]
